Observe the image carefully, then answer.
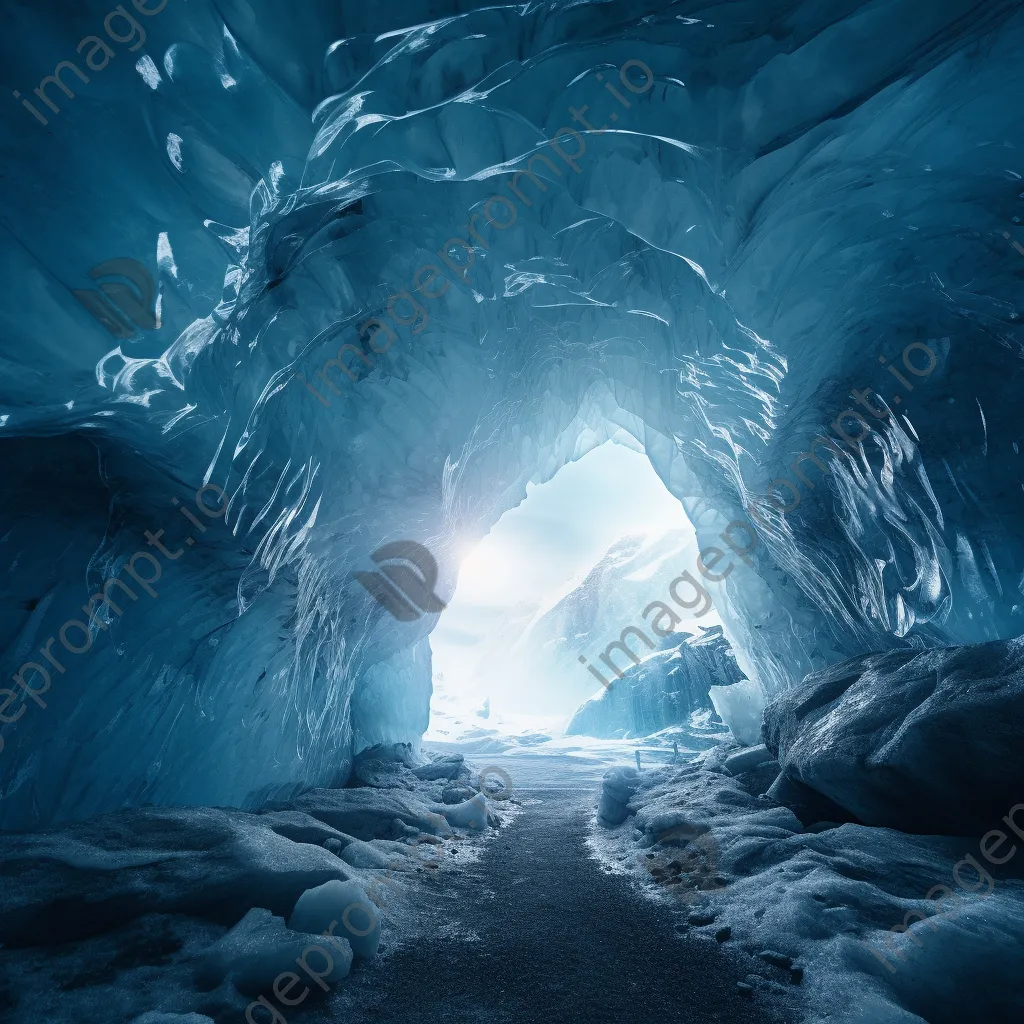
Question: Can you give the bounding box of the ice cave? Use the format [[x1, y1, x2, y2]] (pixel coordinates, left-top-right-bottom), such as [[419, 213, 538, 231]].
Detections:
[[1, 1, 1023, 1022]]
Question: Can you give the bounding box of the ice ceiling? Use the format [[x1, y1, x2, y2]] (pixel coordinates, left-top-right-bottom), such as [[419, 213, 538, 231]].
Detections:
[[2, 0, 1023, 829]]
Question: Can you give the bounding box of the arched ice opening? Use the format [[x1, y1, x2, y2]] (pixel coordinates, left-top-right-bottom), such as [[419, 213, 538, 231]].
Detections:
[[2, 0, 1023, 830]]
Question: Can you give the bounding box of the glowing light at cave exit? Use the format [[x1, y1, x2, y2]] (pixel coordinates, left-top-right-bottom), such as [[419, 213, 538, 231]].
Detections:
[[428, 439, 710, 738]]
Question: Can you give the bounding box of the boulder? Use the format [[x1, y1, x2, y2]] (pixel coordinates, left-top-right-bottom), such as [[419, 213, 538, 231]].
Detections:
[[764, 773, 857, 827], [256, 809, 356, 848], [338, 839, 393, 869], [291, 788, 452, 840], [412, 753, 467, 781], [732, 759, 781, 798], [441, 782, 476, 804], [724, 743, 774, 775], [763, 637, 1024, 834]]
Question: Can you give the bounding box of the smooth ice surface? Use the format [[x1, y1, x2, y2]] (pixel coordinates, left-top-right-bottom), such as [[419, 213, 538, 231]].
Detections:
[[289, 879, 381, 961], [3, 0, 1024, 828]]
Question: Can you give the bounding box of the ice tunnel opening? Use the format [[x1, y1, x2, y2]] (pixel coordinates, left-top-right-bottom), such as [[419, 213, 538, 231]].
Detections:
[[5, 3, 1024, 1020], [425, 433, 728, 755]]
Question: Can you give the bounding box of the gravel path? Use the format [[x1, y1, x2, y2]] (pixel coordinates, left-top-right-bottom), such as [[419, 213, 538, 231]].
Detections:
[[327, 755, 799, 1024]]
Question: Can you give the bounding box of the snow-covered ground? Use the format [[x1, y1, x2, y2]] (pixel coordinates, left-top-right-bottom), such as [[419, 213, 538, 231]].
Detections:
[[0, 751, 515, 1024], [588, 744, 1024, 1024], [425, 675, 726, 767]]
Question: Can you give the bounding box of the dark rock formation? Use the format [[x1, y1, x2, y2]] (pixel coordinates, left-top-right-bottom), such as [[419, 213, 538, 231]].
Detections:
[[763, 637, 1024, 835]]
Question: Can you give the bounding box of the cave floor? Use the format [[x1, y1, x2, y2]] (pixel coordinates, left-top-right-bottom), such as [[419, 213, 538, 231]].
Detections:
[[323, 754, 799, 1024]]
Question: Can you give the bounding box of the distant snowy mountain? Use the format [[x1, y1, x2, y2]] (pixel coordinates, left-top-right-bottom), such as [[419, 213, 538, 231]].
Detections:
[[467, 528, 721, 717], [566, 626, 743, 741]]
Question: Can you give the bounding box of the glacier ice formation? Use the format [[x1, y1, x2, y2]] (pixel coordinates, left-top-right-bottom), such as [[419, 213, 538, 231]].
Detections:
[[2, 0, 1024, 843], [566, 626, 741, 740]]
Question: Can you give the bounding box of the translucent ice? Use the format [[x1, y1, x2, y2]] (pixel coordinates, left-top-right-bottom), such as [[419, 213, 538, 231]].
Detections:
[[288, 879, 381, 961], [2, 0, 1023, 828], [709, 679, 768, 748]]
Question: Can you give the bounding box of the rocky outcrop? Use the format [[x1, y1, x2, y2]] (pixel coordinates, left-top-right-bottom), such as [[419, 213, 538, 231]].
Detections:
[[763, 637, 1024, 835]]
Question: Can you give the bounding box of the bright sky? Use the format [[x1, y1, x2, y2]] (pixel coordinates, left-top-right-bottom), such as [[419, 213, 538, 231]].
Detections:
[[431, 439, 695, 695]]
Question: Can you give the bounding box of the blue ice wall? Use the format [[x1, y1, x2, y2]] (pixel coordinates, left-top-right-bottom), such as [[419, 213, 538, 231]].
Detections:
[[1, 0, 1023, 827]]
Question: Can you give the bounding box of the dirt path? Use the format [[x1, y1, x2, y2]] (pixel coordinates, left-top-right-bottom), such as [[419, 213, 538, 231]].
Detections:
[[326, 755, 798, 1024]]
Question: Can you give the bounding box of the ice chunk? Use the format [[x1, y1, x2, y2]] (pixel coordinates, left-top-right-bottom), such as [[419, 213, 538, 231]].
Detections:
[[432, 792, 488, 831], [256, 809, 357, 848], [709, 678, 767, 747], [197, 907, 352, 995], [598, 766, 641, 827], [723, 743, 773, 775], [412, 753, 467, 780], [339, 839, 394, 869], [288, 879, 381, 961]]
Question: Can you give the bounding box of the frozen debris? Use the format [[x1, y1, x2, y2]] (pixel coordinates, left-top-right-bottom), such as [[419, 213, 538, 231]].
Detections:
[[412, 753, 467, 781], [432, 792, 489, 832], [290, 788, 453, 840], [255, 809, 357, 847], [288, 879, 381, 961], [0, 806, 351, 947], [590, 743, 1024, 1022], [442, 782, 477, 804], [196, 906, 352, 994], [338, 839, 394, 869]]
